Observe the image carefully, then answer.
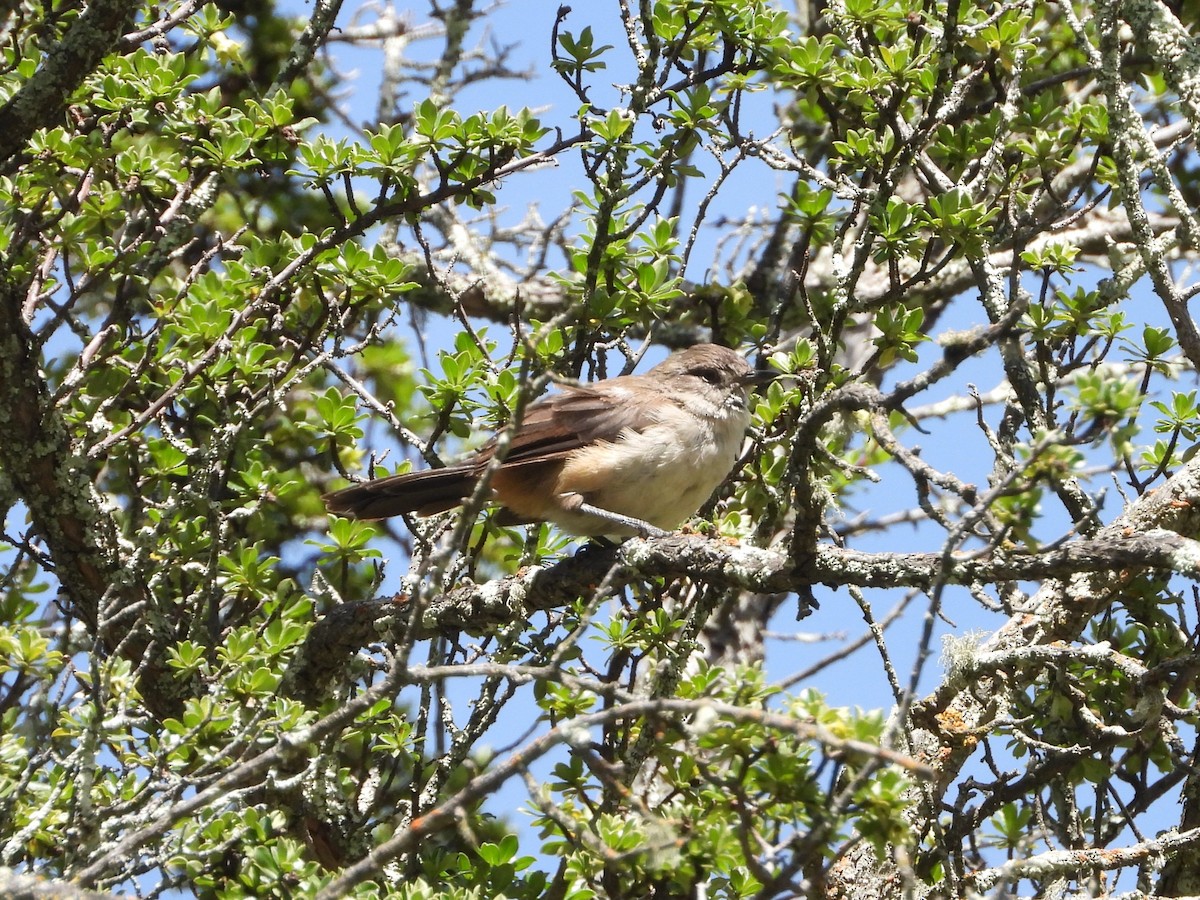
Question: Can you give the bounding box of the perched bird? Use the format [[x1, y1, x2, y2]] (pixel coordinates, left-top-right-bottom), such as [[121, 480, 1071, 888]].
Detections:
[[324, 343, 773, 537]]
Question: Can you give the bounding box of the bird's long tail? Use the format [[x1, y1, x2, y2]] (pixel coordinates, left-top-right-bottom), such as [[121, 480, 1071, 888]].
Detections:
[[323, 466, 480, 520]]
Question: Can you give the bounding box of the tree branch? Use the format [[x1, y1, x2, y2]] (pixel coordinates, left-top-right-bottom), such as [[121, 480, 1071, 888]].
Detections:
[[968, 824, 1200, 893], [0, 278, 185, 717], [284, 523, 1200, 703], [0, 0, 134, 164], [0, 868, 119, 900]]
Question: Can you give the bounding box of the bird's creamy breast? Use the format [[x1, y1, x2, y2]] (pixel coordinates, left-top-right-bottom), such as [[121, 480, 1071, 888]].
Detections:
[[555, 403, 750, 529]]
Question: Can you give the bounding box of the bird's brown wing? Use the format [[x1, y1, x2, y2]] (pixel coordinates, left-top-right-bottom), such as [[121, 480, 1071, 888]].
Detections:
[[481, 378, 662, 467], [324, 378, 665, 520], [483, 379, 667, 525]]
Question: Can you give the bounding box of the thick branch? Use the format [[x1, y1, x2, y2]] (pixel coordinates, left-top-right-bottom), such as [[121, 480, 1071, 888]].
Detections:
[[968, 824, 1200, 893], [283, 526, 1200, 703], [0, 279, 184, 716], [0, 868, 119, 900], [0, 282, 115, 627], [0, 0, 134, 163]]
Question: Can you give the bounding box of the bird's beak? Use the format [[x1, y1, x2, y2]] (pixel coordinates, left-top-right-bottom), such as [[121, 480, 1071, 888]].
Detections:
[[739, 369, 780, 388]]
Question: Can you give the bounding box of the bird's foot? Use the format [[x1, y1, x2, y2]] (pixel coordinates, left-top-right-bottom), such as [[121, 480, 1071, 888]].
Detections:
[[574, 501, 670, 539]]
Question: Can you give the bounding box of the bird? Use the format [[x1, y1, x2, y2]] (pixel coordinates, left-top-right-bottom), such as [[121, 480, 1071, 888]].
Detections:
[[323, 343, 774, 537]]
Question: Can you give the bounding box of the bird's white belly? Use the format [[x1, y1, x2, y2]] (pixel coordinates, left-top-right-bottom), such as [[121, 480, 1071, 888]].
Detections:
[[550, 406, 749, 535]]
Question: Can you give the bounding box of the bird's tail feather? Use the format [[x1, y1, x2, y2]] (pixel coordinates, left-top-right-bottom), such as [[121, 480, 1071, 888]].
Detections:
[[323, 466, 480, 520]]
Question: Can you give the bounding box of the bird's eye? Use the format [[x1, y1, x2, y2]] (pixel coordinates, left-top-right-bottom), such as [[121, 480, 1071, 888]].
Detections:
[[693, 366, 722, 385]]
